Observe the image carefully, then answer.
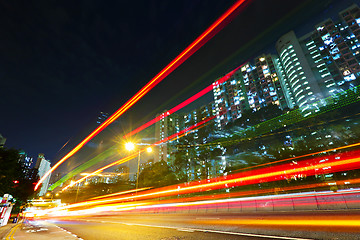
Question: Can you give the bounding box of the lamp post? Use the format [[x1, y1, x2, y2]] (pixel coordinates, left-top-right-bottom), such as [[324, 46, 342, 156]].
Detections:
[[75, 183, 80, 202], [125, 142, 152, 193]]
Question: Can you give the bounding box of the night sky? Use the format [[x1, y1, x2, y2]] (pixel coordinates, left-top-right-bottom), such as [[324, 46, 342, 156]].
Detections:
[[0, 0, 355, 166]]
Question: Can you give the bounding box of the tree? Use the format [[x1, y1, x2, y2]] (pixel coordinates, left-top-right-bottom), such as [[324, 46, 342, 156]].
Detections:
[[173, 149, 189, 182], [138, 161, 178, 188], [0, 148, 38, 211]]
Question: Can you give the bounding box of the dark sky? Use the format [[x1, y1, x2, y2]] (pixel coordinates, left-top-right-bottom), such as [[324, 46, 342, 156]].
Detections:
[[0, 0, 355, 164]]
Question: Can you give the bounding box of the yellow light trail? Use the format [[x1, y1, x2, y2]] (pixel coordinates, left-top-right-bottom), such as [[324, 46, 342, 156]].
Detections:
[[51, 155, 360, 213]]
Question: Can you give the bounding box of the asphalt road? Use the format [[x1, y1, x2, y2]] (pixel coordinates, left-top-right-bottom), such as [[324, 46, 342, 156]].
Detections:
[[10, 211, 360, 240]]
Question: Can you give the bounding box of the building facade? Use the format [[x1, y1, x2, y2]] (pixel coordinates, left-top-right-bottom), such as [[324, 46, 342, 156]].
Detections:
[[154, 111, 181, 163], [18, 151, 34, 179], [0, 134, 6, 148], [35, 153, 52, 196]]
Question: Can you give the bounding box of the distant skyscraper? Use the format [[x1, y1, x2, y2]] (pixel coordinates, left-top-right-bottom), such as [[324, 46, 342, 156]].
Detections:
[[35, 153, 51, 196], [115, 165, 130, 181], [18, 151, 33, 179], [0, 134, 6, 148], [97, 112, 110, 124], [154, 111, 181, 163]]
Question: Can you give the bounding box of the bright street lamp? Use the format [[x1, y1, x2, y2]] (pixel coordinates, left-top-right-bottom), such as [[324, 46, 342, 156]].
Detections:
[[125, 142, 152, 193], [125, 142, 135, 151]]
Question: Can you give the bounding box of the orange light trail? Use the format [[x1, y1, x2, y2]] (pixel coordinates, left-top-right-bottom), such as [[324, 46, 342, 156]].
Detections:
[[89, 188, 151, 200], [234, 141, 360, 173], [84, 177, 360, 211], [34, 0, 250, 191], [43, 188, 360, 218], [194, 219, 360, 228], [55, 149, 360, 212]]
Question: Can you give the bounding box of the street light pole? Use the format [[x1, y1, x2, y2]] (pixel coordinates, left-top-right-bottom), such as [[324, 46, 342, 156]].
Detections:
[[125, 142, 152, 195], [75, 183, 80, 202], [136, 150, 141, 194]]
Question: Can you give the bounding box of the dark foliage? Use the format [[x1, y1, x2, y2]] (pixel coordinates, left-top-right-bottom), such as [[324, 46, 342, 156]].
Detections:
[[0, 148, 39, 211]]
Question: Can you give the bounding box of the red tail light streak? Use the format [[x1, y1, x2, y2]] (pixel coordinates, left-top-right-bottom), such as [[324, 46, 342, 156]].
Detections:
[[35, 0, 251, 191], [54, 149, 360, 214]]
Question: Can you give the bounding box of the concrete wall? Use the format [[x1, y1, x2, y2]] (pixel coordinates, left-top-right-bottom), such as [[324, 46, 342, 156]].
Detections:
[[127, 190, 360, 214]]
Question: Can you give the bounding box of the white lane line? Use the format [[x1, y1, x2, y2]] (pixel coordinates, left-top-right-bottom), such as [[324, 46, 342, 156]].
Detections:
[[88, 220, 313, 240], [176, 228, 195, 232], [45, 220, 82, 239], [195, 229, 312, 240]]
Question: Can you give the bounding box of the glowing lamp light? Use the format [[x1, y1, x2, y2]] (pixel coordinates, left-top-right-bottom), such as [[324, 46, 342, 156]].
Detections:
[[125, 142, 135, 151], [146, 147, 152, 153], [70, 180, 75, 187]]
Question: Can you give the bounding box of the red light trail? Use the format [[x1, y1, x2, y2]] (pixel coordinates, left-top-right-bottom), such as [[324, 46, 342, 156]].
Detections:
[[123, 66, 241, 139], [234, 141, 360, 173], [35, 0, 251, 191], [59, 148, 360, 210]]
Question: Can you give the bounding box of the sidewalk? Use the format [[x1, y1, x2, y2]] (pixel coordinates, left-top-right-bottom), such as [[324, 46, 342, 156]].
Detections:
[[9, 220, 81, 240]]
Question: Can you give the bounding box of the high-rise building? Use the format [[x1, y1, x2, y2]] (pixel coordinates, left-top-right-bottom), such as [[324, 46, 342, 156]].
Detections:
[[0, 134, 6, 148], [254, 54, 292, 110], [115, 165, 130, 182], [18, 151, 33, 179], [273, 56, 296, 108], [97, 112, 110, 124], [213, 57, 294, 129], [275, 4, 360, 115], [35, 153, 51, 196], [154, 111, 181, 163], [153, 102, 218, 179], [213, 67, 250, 129], [276, 31, 324, 113]]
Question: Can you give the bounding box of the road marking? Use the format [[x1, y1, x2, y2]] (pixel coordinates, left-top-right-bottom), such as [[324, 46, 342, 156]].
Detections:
[[195, 217, 220, 220], [195, 229, 312, 240], [45, 221, 82, 239], [4, 224, 21, 240], [176, 228, 195, 232], [84, 219, 312, 240]]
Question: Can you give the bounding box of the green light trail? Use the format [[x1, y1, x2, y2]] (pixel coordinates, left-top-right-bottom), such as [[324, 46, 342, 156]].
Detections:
[[48, 147, 119, 191]]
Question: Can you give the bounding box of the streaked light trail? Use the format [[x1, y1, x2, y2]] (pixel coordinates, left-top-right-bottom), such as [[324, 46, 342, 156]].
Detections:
[[35, 0, 250, 191], [56, 149, 360, 211]]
